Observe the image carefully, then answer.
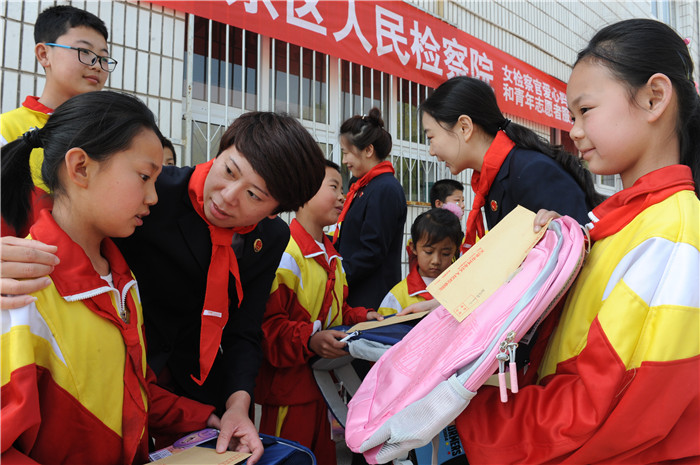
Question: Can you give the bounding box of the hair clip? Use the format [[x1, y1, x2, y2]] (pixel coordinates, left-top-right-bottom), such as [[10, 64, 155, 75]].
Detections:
[[684, 38, 691, 45], [21, 127, 42, 149]]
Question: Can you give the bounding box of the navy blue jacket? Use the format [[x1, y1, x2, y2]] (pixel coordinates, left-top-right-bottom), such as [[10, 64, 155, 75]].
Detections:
[[337, 172, 407, 310], [484, 147, 591, 229], [115, 165, 289, 411]]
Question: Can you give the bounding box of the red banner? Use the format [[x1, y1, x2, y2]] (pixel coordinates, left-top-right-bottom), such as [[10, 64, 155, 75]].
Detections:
[[150, 0, 572, 131]]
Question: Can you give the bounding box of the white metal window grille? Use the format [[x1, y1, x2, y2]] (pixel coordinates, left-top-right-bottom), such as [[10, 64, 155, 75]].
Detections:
[[184, 16, 468, 207]]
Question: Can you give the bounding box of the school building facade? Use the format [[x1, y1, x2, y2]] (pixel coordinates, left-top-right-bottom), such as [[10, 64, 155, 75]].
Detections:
[[2, 0, 699, 256]]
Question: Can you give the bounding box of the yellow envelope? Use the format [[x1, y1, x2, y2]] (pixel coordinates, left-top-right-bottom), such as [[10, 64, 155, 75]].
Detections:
[[148, 447, 250, 464], [427, 205, 549, 322], [348, 311, 429, 332]]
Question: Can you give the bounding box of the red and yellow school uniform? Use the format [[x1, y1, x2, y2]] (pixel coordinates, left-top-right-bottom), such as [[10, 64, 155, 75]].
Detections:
[[377, 265, 433, 316], [0, 96, 53, 237], [456, 166, 700, 463], [256, 219, 369, 462], [1, 210, 214, 465]]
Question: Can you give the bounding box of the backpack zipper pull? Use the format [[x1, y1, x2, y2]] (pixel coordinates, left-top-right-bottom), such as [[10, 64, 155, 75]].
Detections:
[[505, 331, 519, 393], [497, 342, 509, 402], [339, 330, 360, 343], [507, 344, 519, 393]]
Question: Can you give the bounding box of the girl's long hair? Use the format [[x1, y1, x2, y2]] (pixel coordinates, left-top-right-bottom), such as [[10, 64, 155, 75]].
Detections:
[[576, 18, 700, 195], [1, 91, 162, 233]]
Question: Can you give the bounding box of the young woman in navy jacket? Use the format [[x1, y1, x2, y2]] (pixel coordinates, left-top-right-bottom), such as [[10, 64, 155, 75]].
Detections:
[[421, 76, 603, 255], [334, 107, 407, 310]]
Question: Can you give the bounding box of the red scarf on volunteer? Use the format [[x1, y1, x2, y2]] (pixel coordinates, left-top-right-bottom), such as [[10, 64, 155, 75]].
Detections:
[[462, 131, 515, 254], [588, 164, 695, 241], [332, 160, 395, 244], [30, 209, 148, 465], [187, 159, 257, 386]]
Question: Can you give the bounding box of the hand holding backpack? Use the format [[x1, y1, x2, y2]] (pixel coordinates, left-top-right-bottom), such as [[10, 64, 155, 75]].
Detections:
[[344, 215, 586, 464]]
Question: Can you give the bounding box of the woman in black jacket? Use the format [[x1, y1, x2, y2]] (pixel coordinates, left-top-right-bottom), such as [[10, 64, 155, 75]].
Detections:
[[334, 107, 407, 310]]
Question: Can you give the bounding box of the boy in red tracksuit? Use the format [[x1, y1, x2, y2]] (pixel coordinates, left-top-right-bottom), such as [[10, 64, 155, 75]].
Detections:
[[255, 160, 382, 463]]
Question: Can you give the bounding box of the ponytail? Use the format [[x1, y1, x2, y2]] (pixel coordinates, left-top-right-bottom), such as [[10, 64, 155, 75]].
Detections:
[[1, 130, 44, 233], [677, 85, 700, 195], [1, 91, 162, 234], [502, 122, 606, 208], [340, 107, 393, 160]]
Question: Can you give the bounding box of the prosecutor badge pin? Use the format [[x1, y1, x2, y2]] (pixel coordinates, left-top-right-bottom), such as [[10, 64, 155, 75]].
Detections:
[[254, 239, 263, 252]]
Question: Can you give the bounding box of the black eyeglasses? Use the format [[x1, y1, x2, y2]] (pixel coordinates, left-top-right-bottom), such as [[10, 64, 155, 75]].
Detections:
[[44, 43, 118, 72]]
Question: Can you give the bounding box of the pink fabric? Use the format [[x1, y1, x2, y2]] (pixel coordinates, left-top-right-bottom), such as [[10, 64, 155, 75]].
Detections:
[[345, 216, 584, 463], [440, 202, 464, 220]]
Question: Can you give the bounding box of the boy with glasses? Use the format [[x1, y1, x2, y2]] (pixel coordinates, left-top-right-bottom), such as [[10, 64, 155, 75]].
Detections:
[[1, 5, 113, 237]]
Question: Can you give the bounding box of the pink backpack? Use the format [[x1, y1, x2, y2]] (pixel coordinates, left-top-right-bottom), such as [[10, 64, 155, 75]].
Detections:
[[344, 217, 585, 464]]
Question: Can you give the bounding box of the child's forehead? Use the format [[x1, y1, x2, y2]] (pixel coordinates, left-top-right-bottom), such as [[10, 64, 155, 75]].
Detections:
[[325, 166, 342, 180]]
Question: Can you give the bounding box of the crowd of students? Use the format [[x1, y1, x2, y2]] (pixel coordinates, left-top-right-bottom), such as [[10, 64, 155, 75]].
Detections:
[[0, 4, 698, 465]]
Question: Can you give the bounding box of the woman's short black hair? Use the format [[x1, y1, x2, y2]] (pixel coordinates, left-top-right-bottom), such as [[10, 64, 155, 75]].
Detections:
[[218, 112, 326, 213]]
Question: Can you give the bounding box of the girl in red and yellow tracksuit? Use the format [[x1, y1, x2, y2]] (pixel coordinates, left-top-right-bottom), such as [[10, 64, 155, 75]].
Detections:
[[455, 20, 700, 463], [1, 92, 216, 465]]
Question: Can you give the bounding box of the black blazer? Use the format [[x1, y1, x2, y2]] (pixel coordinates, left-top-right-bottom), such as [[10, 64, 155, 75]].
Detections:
[[115, 165, 289, 410], [336, 172, 407, 309], [484, 147, 591, 229]]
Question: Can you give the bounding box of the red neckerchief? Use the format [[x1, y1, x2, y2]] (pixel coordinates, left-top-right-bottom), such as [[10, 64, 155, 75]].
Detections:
[[462, 132, 515, 254], [23, 95, 54, 114], [30, 209, 147, 465], [187, 159, 257, 386], [406, 242, 417, 271], [405, 263, 433, 300], [332, 160, 395, 244], [588, 165, 695, 241], [291, 219, 341, 326]]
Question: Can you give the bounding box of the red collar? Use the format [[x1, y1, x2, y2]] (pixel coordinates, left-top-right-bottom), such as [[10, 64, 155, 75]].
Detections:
[[405, 264, 433, 299], [588, 165, 695, 241], [22, 96, 54, 115], [29, 210, 135, 298], [332, 160, 395, 243], [289, 218, 341, 325], [28, 209, 147, 465], [463, 131, 515, 253], [187, 159, 257, 385], [290, 218, 341, 263]]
